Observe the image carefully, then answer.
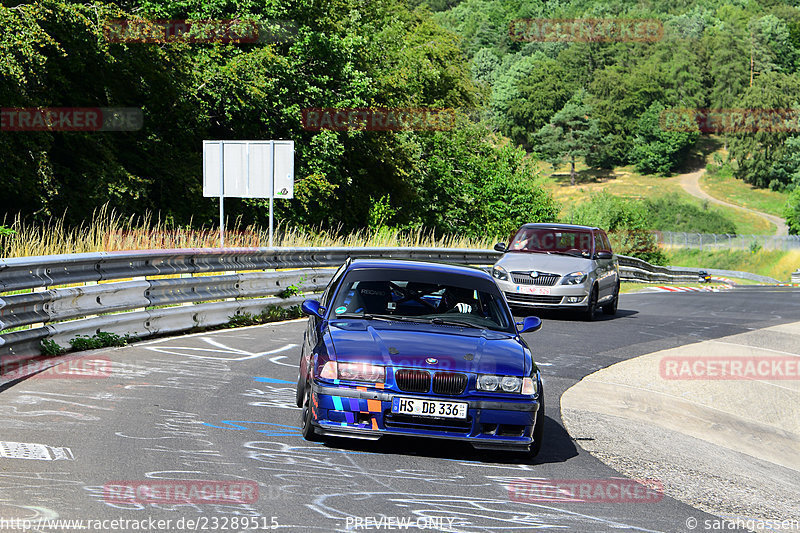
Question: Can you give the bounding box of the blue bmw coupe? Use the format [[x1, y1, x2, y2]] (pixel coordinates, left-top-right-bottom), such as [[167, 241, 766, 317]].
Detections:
[[297, 258, 545, 456]]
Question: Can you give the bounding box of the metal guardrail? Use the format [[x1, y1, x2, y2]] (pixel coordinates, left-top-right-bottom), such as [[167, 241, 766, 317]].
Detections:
[[0, 248, 499, 361], [0, 247, 781, 363], [656, 231, 800, 250]]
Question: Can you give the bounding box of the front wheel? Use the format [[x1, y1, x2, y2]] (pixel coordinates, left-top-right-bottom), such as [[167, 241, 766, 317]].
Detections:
[[295, 371, 305, 408], [582, 286, 598, 321], [301, 382, 322, 441], [602, 284, 620, 316], [527, 395, 545, 459]]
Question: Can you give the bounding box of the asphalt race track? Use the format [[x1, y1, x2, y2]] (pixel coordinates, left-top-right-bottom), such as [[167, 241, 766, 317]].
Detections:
[[1, 286, 798, 532]]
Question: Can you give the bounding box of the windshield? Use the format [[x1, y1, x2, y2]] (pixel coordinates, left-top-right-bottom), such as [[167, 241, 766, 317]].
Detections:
[[509, 228, 593, 255], [330, 269, 514, 332]]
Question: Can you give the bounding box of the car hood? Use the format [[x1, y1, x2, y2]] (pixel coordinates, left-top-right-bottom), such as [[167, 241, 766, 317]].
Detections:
[[495, 252, 594, 276], [326, 320, 529, 376]]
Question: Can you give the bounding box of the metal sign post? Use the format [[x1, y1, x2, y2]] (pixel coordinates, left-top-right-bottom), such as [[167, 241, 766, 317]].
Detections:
[[203, 140, 294, 248], [219, 142, 225, 246]]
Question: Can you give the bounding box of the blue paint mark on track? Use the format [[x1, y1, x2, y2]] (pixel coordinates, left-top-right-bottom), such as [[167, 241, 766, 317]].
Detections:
[[203, 420, 300, 436], [253, 377, 295, 384]]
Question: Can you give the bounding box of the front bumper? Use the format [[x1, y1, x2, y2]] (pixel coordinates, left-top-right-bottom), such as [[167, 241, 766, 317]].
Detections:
[[495, 279, 590, 309], [310, 382, 542, 452]]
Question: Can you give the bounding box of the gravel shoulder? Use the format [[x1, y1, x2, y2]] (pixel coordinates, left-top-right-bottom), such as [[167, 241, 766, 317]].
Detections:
[[560, 320, 800, 532]]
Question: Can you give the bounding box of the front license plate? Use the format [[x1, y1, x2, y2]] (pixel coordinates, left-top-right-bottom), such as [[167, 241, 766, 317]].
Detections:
[[517, 285, 551, 295], [391, 397, 468, 419]]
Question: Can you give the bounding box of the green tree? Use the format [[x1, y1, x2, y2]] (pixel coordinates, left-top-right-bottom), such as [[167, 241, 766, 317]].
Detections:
[[494, 56, 571, 150], [728, 72, 800, 188], [414, 119, 559, 237], [768, 136, 800, 191], [534, 90, 600, 186], [631, 101, 699, 175], [784, 188, 800, 235], [588, 64, 664, 167], [704, 24, 750, 151]]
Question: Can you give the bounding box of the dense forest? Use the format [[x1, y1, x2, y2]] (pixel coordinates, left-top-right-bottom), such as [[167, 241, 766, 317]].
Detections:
[[2, 0, 800, 236]]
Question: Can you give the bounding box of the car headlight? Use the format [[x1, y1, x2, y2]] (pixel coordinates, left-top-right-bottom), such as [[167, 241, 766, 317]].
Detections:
[[477, 374, 522, 393], [522, 375, 538, 395], [337, 362, 385, 383], [492, 265, 510, 281], [561, 271, 587, 285], [320, 361, 338, 380]]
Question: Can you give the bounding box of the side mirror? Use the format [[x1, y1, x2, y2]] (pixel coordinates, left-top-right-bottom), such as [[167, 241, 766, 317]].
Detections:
[[517, 316, 542, 334], [494, 242, 507, 252], [595, 251, 613, 260], [301, 299, 325, 319]]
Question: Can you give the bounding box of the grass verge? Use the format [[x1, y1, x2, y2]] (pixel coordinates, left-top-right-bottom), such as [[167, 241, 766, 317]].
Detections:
[[701, 165, 789, 218], [664, 248, 800, 282], [0, 206, 498, 258]]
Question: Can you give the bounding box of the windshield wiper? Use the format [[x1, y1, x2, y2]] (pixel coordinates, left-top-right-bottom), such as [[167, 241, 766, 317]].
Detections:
[[547, 250, 587, 257], [333, 313, 430, 323], [429, 317, 486, 329]]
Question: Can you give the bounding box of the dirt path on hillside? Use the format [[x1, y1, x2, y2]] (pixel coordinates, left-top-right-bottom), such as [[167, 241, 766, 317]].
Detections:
[[678, 169, 789, 236]]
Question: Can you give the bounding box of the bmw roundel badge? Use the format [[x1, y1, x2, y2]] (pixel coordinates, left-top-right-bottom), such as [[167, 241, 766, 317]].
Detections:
[[425, 358, 438, 365]]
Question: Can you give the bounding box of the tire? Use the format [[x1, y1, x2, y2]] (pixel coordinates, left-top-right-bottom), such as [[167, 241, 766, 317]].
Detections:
[[528, 395, 545, 458], [301, 382, 322, 441], [582, 286, 598, 321], [295, 371, 305, 408], [602, 283, 620, 316]]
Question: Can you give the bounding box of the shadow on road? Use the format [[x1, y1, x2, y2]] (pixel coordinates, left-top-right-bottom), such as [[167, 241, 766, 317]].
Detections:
[[513, 308, 638, 322], [314, 413, 579, 466]]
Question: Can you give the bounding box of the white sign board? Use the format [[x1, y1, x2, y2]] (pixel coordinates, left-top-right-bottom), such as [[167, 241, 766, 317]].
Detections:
[[201, 140, 295, 247], [202, 140, 294, 198], [272, 141, 294, 199]]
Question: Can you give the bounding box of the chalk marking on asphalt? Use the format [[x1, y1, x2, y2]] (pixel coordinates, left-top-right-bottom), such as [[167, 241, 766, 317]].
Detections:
[[134, 317, 306, 347], [269, 355, 297, 367], [143, 338, 296, 361]]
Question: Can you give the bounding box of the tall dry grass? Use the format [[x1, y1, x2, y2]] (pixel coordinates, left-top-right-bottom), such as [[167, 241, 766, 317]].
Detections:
[[0, 206, 498, 258]]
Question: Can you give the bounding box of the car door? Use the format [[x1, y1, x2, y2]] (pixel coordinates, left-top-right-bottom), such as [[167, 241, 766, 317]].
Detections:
[[594, 231, 614, 299]]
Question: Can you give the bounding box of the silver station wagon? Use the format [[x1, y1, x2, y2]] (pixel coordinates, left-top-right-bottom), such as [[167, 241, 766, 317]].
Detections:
[[491, 223, 620, 321]]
